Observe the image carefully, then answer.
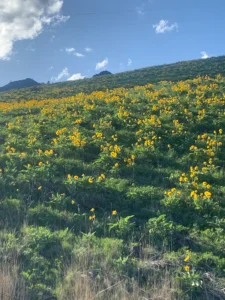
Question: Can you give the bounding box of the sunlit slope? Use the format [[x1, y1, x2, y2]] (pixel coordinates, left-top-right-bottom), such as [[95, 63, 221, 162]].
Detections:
[[0, 75, 225, 299], [1, 55, 225, 102], [1, 75, 225, 216]]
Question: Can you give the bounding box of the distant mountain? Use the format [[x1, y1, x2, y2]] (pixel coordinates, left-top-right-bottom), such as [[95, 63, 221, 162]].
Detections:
[[0, 78, 40, 92], [1, 55, 225, 102], [93, 71, 112, 77]]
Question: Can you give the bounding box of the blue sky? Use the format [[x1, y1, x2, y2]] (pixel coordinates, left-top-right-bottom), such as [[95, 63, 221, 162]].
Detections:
[[0, 0, 224, 86]]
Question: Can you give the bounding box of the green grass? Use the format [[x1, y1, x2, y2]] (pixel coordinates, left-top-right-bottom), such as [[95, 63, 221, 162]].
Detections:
[[1, 55, 225, 102], [0, 72, 225, 299]]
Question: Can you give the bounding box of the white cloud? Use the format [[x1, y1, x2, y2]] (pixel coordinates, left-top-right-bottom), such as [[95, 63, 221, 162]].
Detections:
[[65, 49, 85, 57], [153, 20, 178, 34], [51, 67, 69, 81], [66, 47, 75, 53], [85, 47, 92, 52], [128, 58, 132, 66], [96, 58, 109, 70], [136, 5, 145, 15], [136, 1, 153, 16], [52, 14, 70, 25], [0, 0, 69, 60], [74, 52, 85, 57], [201, 51, 210, 59], [67, 73, 85, 81], [42, 14, 69, 26]]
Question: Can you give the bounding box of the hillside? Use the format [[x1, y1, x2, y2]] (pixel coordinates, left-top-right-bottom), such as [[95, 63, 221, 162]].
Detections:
[[0, 78, 40, 92], [93, 70, 112, 77], [0, 55, 225, 102], [0, 73, 225, 299]]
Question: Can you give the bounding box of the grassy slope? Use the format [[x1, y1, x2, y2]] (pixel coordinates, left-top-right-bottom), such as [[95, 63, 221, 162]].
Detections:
[[0, 55, 225, 102], [0, 63, 225, 299]]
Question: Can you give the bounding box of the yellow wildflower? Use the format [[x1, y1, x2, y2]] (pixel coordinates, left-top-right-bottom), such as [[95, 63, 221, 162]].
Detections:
[[202, 167, 208, 173], [111, 152, 117, 158], [204, 191, 211, 198], [184, 265, 190, 272], [112, 210, 117, 215], [89, 215, 96, 221], [88, 177, 93, 183], [189, 145, 196, 151], [184, 255, 190, 262]]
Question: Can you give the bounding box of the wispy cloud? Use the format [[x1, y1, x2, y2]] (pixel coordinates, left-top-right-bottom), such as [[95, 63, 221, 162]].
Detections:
[[201, 51, 210, 59], [153, 20, 178, 34], [42, 15, 70, 26], [0, 0, 69, 60], [51, 67, 69, 82], [85, 47, 92, 52], [26, 45, 36, 52], [67, 73, 85, 81], [136, 5, 145, 15], [96, 58, 109, 70], [65, 48, 85, 57], [65, 47, 75, 53], [74, 52, 85, 57], [136, 0, 153, 16], [128, 58, 132, 66]]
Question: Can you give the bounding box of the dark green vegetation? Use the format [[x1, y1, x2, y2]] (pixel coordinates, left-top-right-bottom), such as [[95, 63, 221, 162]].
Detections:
[[1, 55, 225, 102], [0, 78, 40, 92], [93, 70, 112, 77], [0, 66, 225, 299]]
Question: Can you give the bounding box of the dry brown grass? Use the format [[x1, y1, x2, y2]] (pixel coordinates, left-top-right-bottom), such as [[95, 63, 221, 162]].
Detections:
[[0, 259, 27, 300], [0, 230, 180, 300], [57, 269, 179, 300], [56, 249, 180, 300]]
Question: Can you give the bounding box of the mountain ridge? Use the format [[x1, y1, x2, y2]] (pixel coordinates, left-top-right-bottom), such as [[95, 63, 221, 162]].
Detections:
[[0, 78, 40, 92], [1, 55, 225, 102], [93, 70, 112, 77]]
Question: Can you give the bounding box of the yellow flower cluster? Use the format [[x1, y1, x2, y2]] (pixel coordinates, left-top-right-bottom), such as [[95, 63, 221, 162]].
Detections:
[[124, 154, 135, 167], [56, 127, 67, 136], [69, 129, 86, 147]]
